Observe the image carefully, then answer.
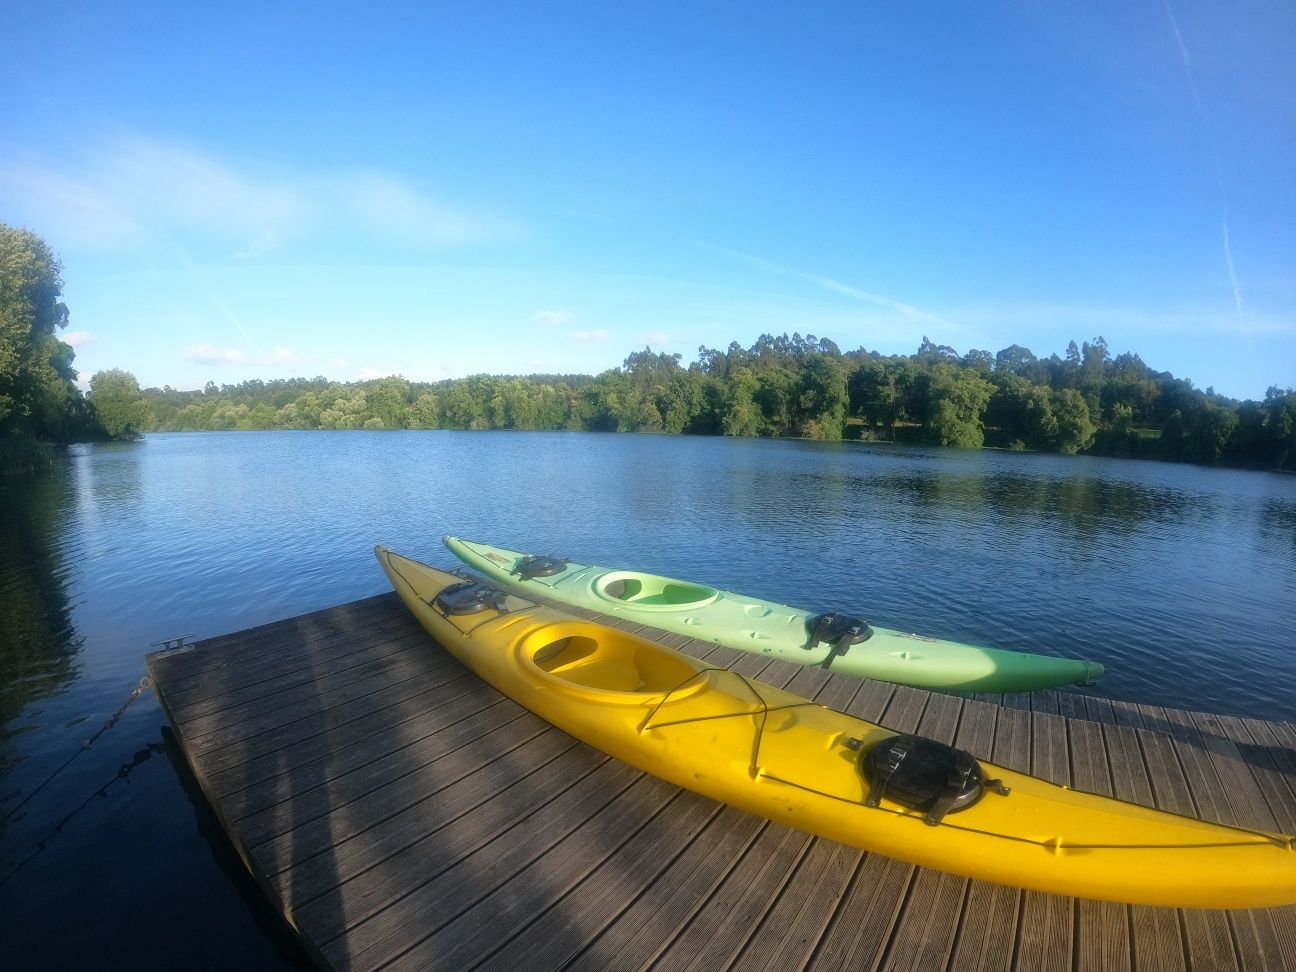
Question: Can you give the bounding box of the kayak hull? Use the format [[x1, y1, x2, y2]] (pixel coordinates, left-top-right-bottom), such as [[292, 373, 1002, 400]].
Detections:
[[377, 546, 1296, 910], [443, 536, 1104, 693]]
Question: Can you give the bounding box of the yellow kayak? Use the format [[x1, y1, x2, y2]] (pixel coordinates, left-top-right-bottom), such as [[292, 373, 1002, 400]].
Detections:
[[376, 546, 1296, 909]]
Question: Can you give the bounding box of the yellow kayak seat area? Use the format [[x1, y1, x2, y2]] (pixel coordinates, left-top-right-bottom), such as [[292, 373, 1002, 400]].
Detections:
[[529, 626, 702, 695]]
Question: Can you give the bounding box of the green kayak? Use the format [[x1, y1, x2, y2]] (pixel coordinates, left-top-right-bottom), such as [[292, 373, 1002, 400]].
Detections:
[[443, 537, 1104, 693]]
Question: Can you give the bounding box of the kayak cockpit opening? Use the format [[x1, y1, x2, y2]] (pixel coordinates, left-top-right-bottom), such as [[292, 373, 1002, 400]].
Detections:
[[525, 624, 705, 697], [594, 571, 719, 610]]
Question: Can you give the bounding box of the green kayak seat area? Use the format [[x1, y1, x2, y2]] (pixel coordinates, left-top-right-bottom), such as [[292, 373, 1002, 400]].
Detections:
[[594, 571, 720, 610]]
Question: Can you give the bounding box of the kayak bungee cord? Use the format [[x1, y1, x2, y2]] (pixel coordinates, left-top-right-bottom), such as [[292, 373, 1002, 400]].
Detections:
[[642, 667, 1291, 851]]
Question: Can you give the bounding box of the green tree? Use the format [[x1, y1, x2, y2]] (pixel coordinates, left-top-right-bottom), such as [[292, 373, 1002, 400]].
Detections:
[[986, 373, 1057, 450], [89, 369, 149, 438], [1051, 388, 1097, 454], [849, 359, 907, 439], [925, 366, 993, 448], [722, 369, 762, 437], [406, 392, 442, 429], [368, 376, 409, 429], [794, 353, 848, 440], [1, 225, 76, 438]]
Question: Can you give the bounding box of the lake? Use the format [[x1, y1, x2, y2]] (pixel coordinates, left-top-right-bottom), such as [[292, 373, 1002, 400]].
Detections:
[[2, 430, 1294, 967]]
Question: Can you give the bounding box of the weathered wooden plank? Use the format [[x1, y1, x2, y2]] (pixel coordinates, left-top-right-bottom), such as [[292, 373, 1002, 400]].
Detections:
[[167, 624, 431, 725], [1016, 710, 1072, 972], [258, 726, 583, 897], [1000, 691, 1032, 712], [877, 683, 929, 734], [316, 760, 650, 971], [847, 678, 897, 724], [189, 659, 475, 773], [730, 838, 860, 971], [1032, 690, 1062, 716], [875, 691, 965, 971], [1188, 709, 1281, 834], [286, 742, 614, 931], [1105, 699, 1147, 730], [562, 809, 769, 972], [1134, 722, 1240, 972], [943, 694, 1020, 972], [805, 854, 914, 971], [149, 593, 401, 678], [1081, 695, 1118, 726], [402, 788, 717, 971], [947, 880, 1021, 972], [475, 796, 736, 972], [152, 599, 409, 695], [649, 823, 816, 971], [992, 705, 1031, 775], [160, 610, 419, 709], [956, 697, 1000, 762], [1223, 715, 1296, 832], [234, 701, 535, 841], [184, 651, 456, 757], [1098, 721, 1185, 972], [1067, 718, 1131, 972], [203, 674, 499, 795]]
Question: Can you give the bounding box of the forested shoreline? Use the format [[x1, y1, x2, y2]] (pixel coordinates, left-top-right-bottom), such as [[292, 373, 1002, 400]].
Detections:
[[4, 224, 1294, 475], [140, 334, 1296, 471], [1, 225, 148, 474]]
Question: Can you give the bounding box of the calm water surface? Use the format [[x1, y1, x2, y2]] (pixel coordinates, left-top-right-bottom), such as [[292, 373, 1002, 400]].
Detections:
[[2, 431, 1294, 967]]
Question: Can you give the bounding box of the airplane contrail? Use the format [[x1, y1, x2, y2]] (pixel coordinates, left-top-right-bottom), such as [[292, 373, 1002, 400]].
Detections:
[[1163, 0, 1247, 334]]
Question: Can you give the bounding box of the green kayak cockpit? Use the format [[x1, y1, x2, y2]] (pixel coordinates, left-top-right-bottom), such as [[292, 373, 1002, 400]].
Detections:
[[524, 623, 706, 697], [593, 570, 720, 611]]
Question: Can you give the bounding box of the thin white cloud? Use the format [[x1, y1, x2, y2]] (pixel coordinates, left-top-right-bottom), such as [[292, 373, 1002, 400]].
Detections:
[[181, 343, 314, 367], [1162, 0, 1203, 109], [265, 345, 310, 366], [534, 309, 574, 325], [951, 301, 1294, 338], [699, 241, 954, 329], [182, 344, 247, 366], [63, 330, 93, 347], [1220, 213, 1244, 330], [642, 331, 669, 347], [1162, 1, 1246, 334], [0, 134, 516, 256], [341, 172, 515, 246], [571, 329, 609, 343]]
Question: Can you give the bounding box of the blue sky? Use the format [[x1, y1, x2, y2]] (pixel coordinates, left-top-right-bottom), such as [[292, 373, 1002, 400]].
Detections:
[[2, 1, 1292, 399]]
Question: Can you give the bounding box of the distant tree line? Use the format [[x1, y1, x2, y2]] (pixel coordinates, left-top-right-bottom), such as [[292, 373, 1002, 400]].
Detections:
[[5, 225, 1294, 475], [139, 332, 1296, 471]]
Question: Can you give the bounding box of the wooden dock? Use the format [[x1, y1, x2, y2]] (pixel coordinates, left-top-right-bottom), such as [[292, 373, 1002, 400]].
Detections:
[[147, 583, 1296, 971]]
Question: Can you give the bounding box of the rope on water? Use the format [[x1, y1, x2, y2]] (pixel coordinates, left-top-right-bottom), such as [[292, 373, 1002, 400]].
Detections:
[[0, 739, 166, 888], [5, 674, 154, 819]]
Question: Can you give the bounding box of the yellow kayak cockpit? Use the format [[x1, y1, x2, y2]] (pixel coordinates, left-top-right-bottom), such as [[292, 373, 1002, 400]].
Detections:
[[523, 622, 707, 698]]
